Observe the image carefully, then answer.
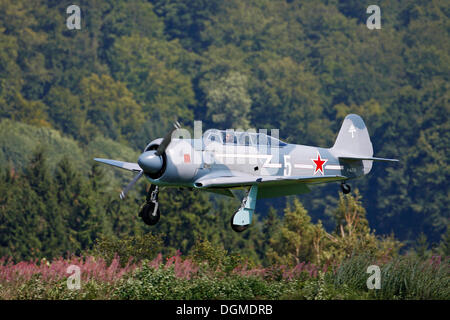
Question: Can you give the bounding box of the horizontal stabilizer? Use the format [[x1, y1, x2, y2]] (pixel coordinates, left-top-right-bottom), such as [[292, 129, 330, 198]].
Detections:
[[339, 156, 399, 162], [94, 158, 141, 172]]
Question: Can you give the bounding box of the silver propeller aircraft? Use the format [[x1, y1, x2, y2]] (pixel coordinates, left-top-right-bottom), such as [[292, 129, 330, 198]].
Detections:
[[94, 114, 398, 232]]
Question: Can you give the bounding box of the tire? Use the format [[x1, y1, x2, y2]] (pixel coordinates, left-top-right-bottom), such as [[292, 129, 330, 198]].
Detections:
[[341, 183, 351, 194], [230, 213, 248, 233], [140, 203, 161, 225]]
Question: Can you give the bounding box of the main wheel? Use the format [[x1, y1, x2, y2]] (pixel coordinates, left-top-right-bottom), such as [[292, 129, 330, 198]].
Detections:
[[230, 212, 249, 233], [140, 202, 161, 225], [341, 183, 351, 194]]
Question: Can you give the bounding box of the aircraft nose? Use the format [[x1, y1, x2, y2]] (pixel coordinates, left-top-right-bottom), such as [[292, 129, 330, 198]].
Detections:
[[138, 151, 163, 174]]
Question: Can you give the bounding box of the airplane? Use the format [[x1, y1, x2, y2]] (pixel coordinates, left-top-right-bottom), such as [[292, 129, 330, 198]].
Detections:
[[94, 114, 398, 232]]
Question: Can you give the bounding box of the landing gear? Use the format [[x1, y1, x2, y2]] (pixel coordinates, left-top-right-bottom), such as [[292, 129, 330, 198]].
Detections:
[[230, 185, 258, 233], [140, 202, 160, 225], [341, 182, 351, 194], [230, 212, 249, 232], [139, 185, 161, 225]]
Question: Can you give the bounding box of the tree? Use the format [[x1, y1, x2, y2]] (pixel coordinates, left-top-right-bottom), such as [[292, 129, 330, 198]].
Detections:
[[250, 57, 331, 146], [26, 149, 70, 258], [267, 198, 324, 265], [153, 187, 215, 256], [80, 73, 144, 142], [204, 71, 252, 129], [151, 0, 223, 51], [107, 35, 195, 131], [0, 166, 42, 260], [435, 224, 450, 257], [325, 191, 402, 263], [44, 86, 85, 141]]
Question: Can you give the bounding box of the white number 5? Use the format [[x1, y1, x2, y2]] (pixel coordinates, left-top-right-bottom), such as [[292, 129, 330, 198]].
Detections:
[[284, 155, 292, 176]]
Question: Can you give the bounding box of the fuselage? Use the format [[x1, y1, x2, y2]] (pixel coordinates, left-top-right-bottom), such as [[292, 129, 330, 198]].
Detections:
[[144, 133, 370, 188]]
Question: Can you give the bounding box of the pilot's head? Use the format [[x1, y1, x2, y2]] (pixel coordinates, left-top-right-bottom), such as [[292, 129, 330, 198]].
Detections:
[[225, 132, 233, 143]]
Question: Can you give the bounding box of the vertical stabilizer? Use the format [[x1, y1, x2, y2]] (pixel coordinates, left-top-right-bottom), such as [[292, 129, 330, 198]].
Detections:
[[332, 114, 373, 157], [332, 114, 374, 175]]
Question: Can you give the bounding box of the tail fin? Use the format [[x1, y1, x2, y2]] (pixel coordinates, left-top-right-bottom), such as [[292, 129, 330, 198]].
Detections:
[[331, 115, 398, 176], [331, 114, 373, 158]]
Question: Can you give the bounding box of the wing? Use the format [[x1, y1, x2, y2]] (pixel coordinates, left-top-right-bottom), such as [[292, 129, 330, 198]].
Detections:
[[339, 156, 399, 162], [194, 173, 347, 199], [94, 158, 141, 172], [194, 174, 347, 188]]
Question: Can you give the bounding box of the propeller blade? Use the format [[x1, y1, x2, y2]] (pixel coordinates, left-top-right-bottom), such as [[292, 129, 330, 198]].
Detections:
[[155, 121, 181, 156], [120, 171, 144, 200]]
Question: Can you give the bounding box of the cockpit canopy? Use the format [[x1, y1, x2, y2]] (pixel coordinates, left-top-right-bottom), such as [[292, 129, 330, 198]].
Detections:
[[203, 129, 287, 147]]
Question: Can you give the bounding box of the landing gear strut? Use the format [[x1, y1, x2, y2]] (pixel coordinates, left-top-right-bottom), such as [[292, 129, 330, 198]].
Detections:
[[341, 182, 351, 194], [139, 185, 160, 225]]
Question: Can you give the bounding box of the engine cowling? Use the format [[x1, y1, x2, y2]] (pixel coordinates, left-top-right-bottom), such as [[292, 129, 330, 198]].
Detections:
[[141, 140, 166, 179]]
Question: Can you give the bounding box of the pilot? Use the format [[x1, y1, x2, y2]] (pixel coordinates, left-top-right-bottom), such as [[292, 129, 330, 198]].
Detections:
[[225, 132, 234, 143]]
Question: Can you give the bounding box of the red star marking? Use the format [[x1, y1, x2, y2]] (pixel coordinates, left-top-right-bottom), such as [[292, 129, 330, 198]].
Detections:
[[184, 154, 191, 163], [312, 152, 328, 175]]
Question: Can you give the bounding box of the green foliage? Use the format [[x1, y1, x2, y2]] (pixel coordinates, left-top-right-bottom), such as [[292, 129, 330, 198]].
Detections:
[[267, 199, 319, 265], [91, 233, 163, 267], [190, 238, 227, 271], [250, 56, 331, 146], [203, 71, 252, 128], [0, 119, 85, 172], [114, 264, 291, 300], [102, 0, 164, 41], [268, 193, 402, 266], [190, 238, 252, 274], [44, 87, 85, 141], [8, 277, 113, 300], [436, 224, 450, 257], [0, 150, 144, 260], [107, 34, 195, 131], [151, 0, 223, 51], [79, 74, 144, 142], [325, 192, 402, 263]]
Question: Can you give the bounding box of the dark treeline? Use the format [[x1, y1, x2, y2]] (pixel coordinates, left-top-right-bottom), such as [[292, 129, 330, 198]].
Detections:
[[0, 0, 448, 260]]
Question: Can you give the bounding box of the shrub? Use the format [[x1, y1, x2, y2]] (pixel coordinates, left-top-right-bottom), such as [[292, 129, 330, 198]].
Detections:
[[90, 233, 163, 267], [189, 238, 253, 274]]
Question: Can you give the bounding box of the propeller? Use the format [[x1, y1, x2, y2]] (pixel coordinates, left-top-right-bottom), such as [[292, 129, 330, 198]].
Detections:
[[120, 171, 143, 200], [119, 121, 180, 199], [155, 121, 181, 156]]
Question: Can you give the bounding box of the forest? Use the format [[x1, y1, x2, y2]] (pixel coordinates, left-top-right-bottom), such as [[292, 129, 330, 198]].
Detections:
[[0, 0, 448, 299]]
